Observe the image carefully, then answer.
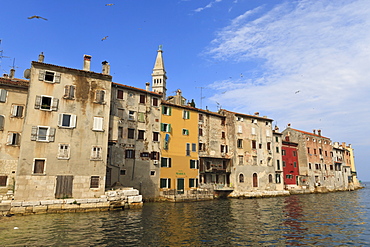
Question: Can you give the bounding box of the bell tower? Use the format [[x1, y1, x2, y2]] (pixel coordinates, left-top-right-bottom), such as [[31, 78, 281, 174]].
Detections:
[[151, 45, 167, 99]]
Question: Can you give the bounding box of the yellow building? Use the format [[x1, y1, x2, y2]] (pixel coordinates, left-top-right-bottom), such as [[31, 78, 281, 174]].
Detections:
[[160, 101, 199, 195]]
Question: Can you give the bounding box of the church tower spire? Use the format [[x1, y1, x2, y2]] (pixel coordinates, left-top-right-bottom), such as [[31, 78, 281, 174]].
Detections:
[[151, 45, 167, 99]]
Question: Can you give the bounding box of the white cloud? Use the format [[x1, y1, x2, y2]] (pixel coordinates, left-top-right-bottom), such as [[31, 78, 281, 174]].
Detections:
[[194, 0, 223, 12], [206, 0, 370, 136]]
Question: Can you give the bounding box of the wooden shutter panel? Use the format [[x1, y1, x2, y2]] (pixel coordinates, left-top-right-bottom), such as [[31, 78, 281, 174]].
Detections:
[[11, 105, 17, 117], [58, 114, 63, 126], [64, 85, 70, 98], [18, 106, 24, 117], [49, 128, 56, 142], [70, 85, 75, 98], [160, 123, 164, 132], [30, 126, 38, 141], [52, 98, 59, 111], [168, 107, 171, 116], [54, 72, 61, 83], [70, 115, 77, 128], [38, 70, 45, 81], [0, 89, 7, 102], [34, 95, 41, 109], [0, 176, 7, 187], [15, 133, 20, 145], [168, 124, 171, 132], [0, 115, 4, 130], [7, 133, 13, 145]]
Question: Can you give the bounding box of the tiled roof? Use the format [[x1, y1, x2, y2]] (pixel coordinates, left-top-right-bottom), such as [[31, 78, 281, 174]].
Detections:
[[0, 77, 29, 88], [161, 100, 223, 117], [112, 82, 161, 96], [289, 128, 330, 139], [220, 109, 273, 121]]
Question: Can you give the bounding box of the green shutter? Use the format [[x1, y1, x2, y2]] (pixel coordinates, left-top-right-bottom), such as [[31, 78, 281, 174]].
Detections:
[[160, 123, 164, 131], [168, 107, 171, 116], [168, 124, 171, 132]]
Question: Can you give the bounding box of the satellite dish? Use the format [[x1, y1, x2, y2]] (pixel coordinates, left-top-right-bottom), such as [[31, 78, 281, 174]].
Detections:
[[23, 69, 31, 79]]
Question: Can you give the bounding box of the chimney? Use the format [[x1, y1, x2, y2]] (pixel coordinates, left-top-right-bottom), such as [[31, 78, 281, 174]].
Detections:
[[274, 126, 279, 131], [9, 68, 15, 79], [287, 123, 291, 127], [313, 129, 316, 135], [102, 61, 110, 75], [3, 74, 8, 78], [38, 52, 44, 63], [254, 112, 259, 116], [317, 129, 321, 136], [83, 55, 92, 71], [145, 82, 150, 91]]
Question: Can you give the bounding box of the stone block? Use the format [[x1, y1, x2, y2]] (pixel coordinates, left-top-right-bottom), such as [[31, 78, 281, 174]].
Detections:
[[33, 205, 48, 213], [76, 199, 88, 204], [10, 207, 26, 214], [80, 203, 97, 209], [99, 198, 108, 202], [40, 200, 54, 205], [0, 203, 11, 211], [1, 200, 12, 204], [87, 198, 100, 203], [96, 202, 110, 208], [22, 201, 40, 207], [62, 204, 79, 210], [11, 201, 22, 207], [53, 200, 64, 204], [25, 206, 34, 213], [129, 195, 142, 203], [65, 199, 75, 204], [106, 191, 117, 197], [47, 204, 62, 211]]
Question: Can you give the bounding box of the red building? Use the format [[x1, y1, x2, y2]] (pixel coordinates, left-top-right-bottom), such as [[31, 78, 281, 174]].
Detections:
[[282, 136, 300, 187]]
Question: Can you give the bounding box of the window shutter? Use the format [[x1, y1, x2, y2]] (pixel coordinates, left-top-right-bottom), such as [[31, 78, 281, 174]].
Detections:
[[64, 85, 70, 98], [0, 115, 4, 130], [38, 70, 45, 81], [70, 85, 75, 98], [93, 117, 103, 130], [49, 128, 56, 142], [160, 123, 164, 132], [138, 112, 145, 122], [161, 105, 165, 114], [34, 95, 41, 109], [31, 126, 37, 141], [18, 106, 24, 117], [15, 133, 20, 145], [52, 98, 59, 111], [168, 124, 171, 132], [168, 178, 171, 188], [0, 89, 7, 102], [70, 115, 77, 128], [7, 133, 13, 145], [58, 114, 63, 126], [252, 127, 256, 135], [11, 105, 17, 117], [169, 158, 172, 167], [54, 73, 61, 83], [168, 107, 172, 116]]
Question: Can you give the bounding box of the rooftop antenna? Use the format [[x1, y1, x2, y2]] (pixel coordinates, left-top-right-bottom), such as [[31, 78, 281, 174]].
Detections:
[[196, 86, 207, 109], [10, 58, 19, 70]]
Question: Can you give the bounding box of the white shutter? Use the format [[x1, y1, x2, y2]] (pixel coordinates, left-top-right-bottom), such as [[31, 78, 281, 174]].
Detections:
[[52, 98, 59, 111], [11, 105, 17, 117], [70, 115, 77, 128], [64, 85, 70, 98], [34, 95, 41, 109], [30, 126, 38, 141], [266, 129, 270, 137], [238, 125, 242, 133], [38, 70, 45, 81], [252, 127, 256, 135], [54, 72, 61, 83], [58, 113, 63, 126], [7, 133, 13, 145], [49, 128, 56, 142], [0, 89, 7, 102], [93, 117, 103, 131]]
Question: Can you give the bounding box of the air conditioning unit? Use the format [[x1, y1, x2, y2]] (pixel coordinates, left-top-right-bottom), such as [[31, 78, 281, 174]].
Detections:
[[153, 160, 159, 165]]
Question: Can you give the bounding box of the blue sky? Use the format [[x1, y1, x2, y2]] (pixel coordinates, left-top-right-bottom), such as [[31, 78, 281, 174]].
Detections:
[[1, 0, 369, 181]]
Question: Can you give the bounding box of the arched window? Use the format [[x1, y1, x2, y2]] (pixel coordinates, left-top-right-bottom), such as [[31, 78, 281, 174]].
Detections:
[[239, 173, 244, 183], [268, 174, 273, 183], [253, 173, 258, 187]]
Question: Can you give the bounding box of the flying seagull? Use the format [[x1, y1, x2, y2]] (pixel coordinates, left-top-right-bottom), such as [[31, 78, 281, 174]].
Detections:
[[295, 90, 300, 94], [28, 15, 48, 21], [101, 36, 109, 41], [105, 3, 114, 6]]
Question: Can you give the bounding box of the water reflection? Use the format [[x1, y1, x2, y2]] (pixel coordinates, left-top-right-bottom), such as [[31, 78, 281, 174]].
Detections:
[[1, 186, 370, 246]]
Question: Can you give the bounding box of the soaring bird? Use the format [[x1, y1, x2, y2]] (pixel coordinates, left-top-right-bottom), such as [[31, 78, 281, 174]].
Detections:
[[28, 15, 48, 20], [105, 3, 114, 6], [101, 36, 109, 41]]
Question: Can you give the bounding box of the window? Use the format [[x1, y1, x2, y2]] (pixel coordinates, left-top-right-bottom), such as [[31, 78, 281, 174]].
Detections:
[[239, 174, 244, 183], [282, 150, 286, 155], [237, 125, 242, 133], [161, 157, 172, 167], [150, 151, 160, 160], [93, 117, 104, 131], [33, 159, 45, 174], [91, 146, 102, 160], [266, 129, 270, 137], [192, 143, 196, 152], [160, 178, 171, 188], [238, 155, 243, 164], [139, 94, 146, 104], [269, 174, 273, 183], [140, 152, 150, 158], [252, 119, 257, 124], [31, 126, 55, 142], [252, 140, 257, 149], [275, 174, 281, 184], [162, 106, 171, 115], [199, 128, 203, 136], [0, 89, 7, 103], [117, 108, 124, 119], [251, 127, 256, 135], [150, 171, 156, 176], [7, 132, 20, 145], [220, 145, 227, 153], [199, 114, 203, 122], [35, 95, 58, 111], [221, 118, 225, 125], [189, 178, 198, 188], [307, 147, 310, 154], [253, 173, 258, 187], [222, 132, 226, 139], [58, 144, 70, 159], [275, 136, 279, 142], [183, 110, 190, 119], [319, 149, 322, 155], [309, 163, 312, 169], [199, 143, 205, 151], [267, 142, 271, 150], [128, 111, 135, 120], [125, 149, 135, 159], [128, 128, 135, 139], [0, 115, 4, 130], [11, 105, 24, 117], [117, 89, 124, 99], [58, 114, 76, 128], [182, 129, 189, 135], [120, 170, 126, 175], [138, 130, 145, 140], [153, 132, 159, 142], [186, 143, 190, 156], [94, 90, 105, 104], [277, 160, 281, 170], [90, 176, 100, 188], [138, 112, 145, 122], [314, 149, 317, 155], [276, 147, 279, 153], [294, 162, 297, 167], [152, 97, 158, 106], [237, 116, 244, 122], [283, 161, 286, 167], [0, 176, 7, 187], [63, 85, 75, 99], [39, 70, 61, 83], [161, 123, 171, 132], [190, 160, 198, 169]]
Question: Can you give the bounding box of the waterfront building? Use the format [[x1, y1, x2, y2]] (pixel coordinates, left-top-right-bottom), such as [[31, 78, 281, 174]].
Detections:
[[0, 74, 28, 195], [219, 110, 281, 195], [107, 82, 162, 200], [341, 142, 360, 187], [14, 54, 112, 200], [281, 135, 300, 189], [272, 127, 284, 191]]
